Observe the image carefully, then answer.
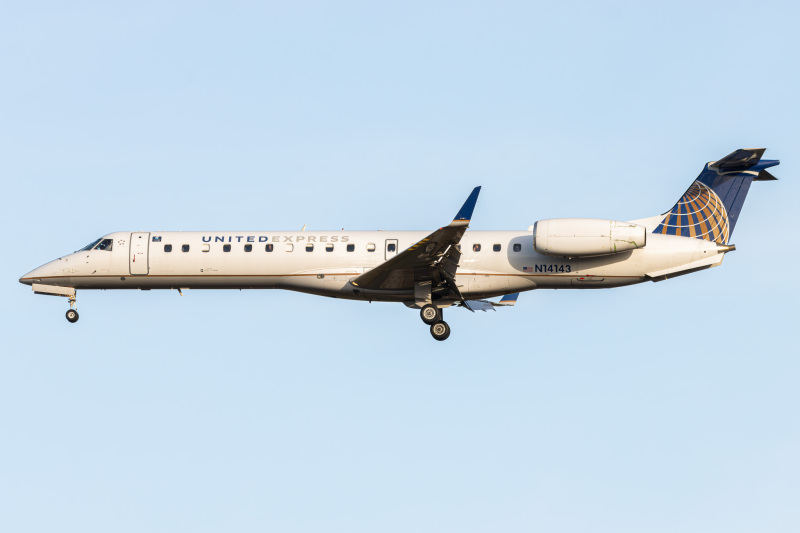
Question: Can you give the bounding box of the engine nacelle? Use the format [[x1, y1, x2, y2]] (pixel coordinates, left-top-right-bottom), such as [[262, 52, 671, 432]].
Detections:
[[533, 218, 646, 258]]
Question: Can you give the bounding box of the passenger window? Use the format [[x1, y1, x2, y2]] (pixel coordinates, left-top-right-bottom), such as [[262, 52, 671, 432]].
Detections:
[[493, 244, 501, 252], [367, 243, 376, 252], [96, 239, 113, 251], [164, 244, 173, 252], [223, 244, 231, 252], [285, 244, 294, 252], [182, 244, 190, 252], [265, 244, 274, 252], [326, 244, 334, 252], [306, 244, 314, 252], [346, 244, 355, 252], [473, 244, 481, 252], [513, 243, 521, 252], [202, 244, 210, 252], [244, 244, 252, 252], [387, 243, 396, 252]]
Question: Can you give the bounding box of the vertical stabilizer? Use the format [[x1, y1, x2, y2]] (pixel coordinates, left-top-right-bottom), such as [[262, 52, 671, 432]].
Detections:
[[653, 149, 779, 243]]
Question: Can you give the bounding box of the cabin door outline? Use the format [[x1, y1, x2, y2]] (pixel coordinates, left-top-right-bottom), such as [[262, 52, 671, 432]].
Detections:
[[129, 232, 151, 275]]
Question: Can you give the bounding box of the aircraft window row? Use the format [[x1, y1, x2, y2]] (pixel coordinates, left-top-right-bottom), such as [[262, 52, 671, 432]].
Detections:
[[164, 244, 193, 253], [470, 244, 503, 252], [468, 244, 522, 252], [472, 243, 510, 252], [161, 243, 375, 253]]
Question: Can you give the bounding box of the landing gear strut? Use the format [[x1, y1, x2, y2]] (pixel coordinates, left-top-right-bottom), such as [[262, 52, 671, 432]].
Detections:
[[65, 294, 79, 323]]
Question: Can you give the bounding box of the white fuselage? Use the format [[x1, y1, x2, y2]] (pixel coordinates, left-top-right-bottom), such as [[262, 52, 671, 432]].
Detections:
[[20, 225, 727, 303]]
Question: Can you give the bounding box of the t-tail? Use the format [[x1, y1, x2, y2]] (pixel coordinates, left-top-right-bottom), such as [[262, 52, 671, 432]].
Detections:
[[653, 148, 779, 244]]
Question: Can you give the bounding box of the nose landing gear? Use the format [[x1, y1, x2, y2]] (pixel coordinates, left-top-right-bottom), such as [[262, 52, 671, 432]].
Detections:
[[419, 304, 450, 341], [65, 294, 79, 323]]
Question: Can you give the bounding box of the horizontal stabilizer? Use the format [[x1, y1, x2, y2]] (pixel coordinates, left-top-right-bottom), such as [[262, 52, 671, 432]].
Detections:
[[754, 169, 778, 181], [646, 254, 724, 282], [710, 148, 765, 172]]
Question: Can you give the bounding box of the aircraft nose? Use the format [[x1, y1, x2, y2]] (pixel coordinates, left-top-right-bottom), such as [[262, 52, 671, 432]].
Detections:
[[19, 269, 36, 285], [19, 264, 51, 285]]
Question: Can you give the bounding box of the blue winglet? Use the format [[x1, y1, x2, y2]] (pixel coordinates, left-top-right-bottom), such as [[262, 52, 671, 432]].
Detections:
[[453, 186, 481, 223], [498, 293, 519, 306]]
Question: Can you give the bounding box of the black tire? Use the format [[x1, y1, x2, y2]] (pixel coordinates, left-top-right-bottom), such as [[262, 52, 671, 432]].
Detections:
[[66, 309, 79, 323], [430, 320, 450, 341], [420, 304, 441, 325]]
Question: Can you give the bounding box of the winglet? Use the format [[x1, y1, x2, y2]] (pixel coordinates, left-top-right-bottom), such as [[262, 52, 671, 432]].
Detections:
[[496, 293, 519, 306], [451, 186, 481, 226]]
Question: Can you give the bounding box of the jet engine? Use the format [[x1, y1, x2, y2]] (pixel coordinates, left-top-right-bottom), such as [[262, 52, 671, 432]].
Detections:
[[533, 218, 646, 258]]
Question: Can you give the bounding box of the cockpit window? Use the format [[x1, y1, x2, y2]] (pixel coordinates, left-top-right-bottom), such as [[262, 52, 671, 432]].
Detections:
[[78, 238, 102, 252], [78, 238, 114, 252]]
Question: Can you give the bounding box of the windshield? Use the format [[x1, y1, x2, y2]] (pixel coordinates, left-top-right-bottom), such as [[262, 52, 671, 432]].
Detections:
[[78, 238, 102, 252], [76, 238, 113, 252]]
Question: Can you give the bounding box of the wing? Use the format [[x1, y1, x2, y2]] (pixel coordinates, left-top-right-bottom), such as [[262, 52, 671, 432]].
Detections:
[[350, 187, 481, 298]]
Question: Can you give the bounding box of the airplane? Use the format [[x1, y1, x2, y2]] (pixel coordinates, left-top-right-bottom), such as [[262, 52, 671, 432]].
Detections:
[[19, 148, 778, 341]]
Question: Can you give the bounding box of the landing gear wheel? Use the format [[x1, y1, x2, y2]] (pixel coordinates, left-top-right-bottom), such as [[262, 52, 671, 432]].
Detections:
[[430, 321, 450, 341], [420, 304, 442, 325], [65, 309, 79, 323]]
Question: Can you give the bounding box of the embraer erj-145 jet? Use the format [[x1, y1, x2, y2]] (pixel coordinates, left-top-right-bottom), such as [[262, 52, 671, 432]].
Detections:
[[20, 148, 778, 340]]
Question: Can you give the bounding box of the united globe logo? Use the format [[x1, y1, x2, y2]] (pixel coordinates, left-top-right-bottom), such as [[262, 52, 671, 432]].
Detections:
[[654, 181, 730, 243]]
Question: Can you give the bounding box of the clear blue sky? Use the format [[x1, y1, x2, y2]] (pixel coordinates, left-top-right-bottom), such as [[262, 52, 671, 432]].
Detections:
[[2, 2, 799, 532]]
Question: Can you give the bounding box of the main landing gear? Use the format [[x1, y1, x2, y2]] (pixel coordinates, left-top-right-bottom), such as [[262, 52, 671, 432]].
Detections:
[[65, 294, 79, 323], [420, 304, 442, 324], [420, 304, 450, 341]]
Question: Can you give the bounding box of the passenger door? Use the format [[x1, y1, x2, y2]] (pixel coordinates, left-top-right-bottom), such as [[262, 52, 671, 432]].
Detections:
[[129, 232, 150, 275]]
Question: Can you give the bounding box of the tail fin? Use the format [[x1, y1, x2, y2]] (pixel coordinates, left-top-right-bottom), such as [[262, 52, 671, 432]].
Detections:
[[653, 148, 779, 244]]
